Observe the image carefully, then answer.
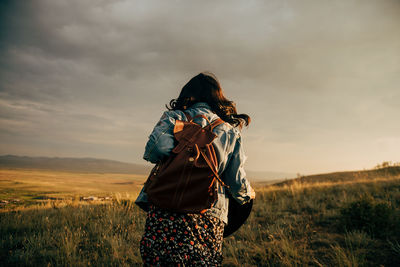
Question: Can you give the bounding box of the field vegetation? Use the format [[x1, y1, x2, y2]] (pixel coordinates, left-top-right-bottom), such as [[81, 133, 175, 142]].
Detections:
[[0, 168, 145, 209], [1, 166, 400, 266]]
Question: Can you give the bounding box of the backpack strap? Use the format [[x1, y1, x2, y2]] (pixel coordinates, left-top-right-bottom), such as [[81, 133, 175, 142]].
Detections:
[[207, 118, 225, 130], [199, 149, 229, 189], [183, 112, 193, 122], [184, 112, 225, 130], [185, 113, 211, 124], [194, 114, 211, 124]]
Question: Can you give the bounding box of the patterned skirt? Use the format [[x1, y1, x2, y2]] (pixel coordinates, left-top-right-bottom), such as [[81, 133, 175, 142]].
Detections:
[[140, 204, 225, 266]]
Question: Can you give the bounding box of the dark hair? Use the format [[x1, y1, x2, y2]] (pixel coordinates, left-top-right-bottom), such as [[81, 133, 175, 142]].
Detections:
[[166, 72, 251, 128]]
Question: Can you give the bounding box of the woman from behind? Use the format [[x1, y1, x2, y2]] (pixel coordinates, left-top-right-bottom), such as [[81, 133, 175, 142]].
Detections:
[[135, 72, 256, 266]]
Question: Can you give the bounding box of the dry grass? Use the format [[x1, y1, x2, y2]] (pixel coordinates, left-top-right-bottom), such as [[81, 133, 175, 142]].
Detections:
[[0, 168, 145, 210], [1, 167, 400, 266], [0, 168, 145, 194]]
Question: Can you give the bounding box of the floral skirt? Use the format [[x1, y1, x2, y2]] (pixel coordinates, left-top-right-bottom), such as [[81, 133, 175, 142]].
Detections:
[[140, 204, 225, 266]]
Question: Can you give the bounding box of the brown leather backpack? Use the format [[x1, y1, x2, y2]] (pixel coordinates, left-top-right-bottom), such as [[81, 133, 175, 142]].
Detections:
[[144, 112, 228, 213]]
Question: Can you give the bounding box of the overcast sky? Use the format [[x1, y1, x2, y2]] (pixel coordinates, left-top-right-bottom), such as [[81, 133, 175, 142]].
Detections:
[[0, 0, 399, 174]]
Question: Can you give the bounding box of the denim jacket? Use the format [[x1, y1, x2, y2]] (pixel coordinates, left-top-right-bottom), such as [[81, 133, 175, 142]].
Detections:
[[134, 102, 253, 224]]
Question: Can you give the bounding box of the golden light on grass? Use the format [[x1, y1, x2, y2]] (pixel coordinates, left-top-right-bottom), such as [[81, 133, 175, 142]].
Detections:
[[1, 167, 400, 265]]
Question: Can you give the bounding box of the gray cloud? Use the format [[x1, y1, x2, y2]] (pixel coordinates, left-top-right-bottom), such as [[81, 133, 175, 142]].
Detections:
[[1, 0, 399, 173]]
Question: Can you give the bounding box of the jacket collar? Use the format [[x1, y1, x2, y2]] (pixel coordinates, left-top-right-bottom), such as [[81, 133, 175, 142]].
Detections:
[[190, 102, 211, 109]]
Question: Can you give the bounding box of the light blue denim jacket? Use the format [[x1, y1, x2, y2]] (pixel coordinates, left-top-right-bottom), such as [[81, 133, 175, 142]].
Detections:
[[134, 102, 253, 224]]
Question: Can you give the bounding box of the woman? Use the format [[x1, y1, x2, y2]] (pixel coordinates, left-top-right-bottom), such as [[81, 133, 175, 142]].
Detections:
[[135, 72, 255, 266]]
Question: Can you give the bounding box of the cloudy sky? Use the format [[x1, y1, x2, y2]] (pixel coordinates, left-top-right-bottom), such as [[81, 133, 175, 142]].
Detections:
[[0, 0, 399, 174]]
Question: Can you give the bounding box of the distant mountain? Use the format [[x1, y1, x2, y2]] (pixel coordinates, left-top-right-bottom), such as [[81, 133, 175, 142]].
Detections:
[[0, 155, 296, 181], [0, 155, 151, 175]]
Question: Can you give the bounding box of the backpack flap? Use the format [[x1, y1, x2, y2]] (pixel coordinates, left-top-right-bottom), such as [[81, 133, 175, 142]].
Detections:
[[193, 145, 212, 168], [172, 121, 216, 153], [194, 144, 218, 169], [172, 121, 198, 153]]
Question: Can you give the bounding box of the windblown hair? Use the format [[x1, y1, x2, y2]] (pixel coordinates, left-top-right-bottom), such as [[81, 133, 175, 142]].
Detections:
[[166, 72, 251, 128]]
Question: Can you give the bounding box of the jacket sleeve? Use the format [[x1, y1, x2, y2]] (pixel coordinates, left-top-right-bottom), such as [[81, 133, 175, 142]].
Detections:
[[143, 111, 178, 163], [222, 133, 253, 205]]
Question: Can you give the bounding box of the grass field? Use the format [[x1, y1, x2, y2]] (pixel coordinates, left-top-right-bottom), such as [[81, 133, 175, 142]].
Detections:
[[0, 168, 146, 209], [1, 167, 400, 266]]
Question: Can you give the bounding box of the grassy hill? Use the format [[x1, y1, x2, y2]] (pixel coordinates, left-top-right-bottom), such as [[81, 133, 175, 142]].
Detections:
[[0, 155, 295, 182], [275, 166, 400, 186], [1, 166, 399, 266]]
